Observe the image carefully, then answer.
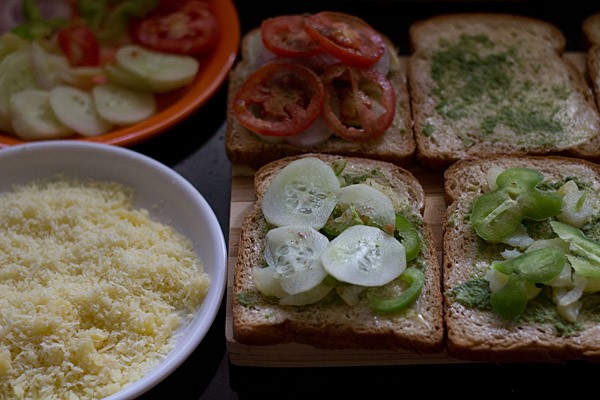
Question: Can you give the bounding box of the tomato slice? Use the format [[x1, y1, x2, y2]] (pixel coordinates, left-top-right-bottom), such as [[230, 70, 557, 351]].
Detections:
[[131, 0, 218, 55], [233, 62, 324, 137], [260, 14, 321, 58], [303, 11, 385, 68], [321, 64, 395, 142], [57, 25, 100, 67]]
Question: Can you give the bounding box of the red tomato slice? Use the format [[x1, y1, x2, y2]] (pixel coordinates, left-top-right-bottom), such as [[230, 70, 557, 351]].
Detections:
[[233, 63, 324, 137], [304, 11, 385, 68], [132, 0, 218, 55], [321, 64, 395, 142], [260, 14, 321, 58], [57, 25, 100, 67]]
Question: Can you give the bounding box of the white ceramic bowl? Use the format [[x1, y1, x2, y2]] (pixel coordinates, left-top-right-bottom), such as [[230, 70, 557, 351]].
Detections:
[[0, 141, 227, 399]]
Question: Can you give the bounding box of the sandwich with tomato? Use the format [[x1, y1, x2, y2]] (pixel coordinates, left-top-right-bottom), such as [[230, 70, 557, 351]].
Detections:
[[225, 11, 414, 169]]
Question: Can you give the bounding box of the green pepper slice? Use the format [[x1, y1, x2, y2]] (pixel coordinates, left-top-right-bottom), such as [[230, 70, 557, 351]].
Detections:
[[471, 190, 522, 241], [394, 213, 421, 262], [368, 267, 424, 314], [492, 247, 565, 283], [11, 0, 68, 40], [551, 220, 600, 264], [495, 167, 544, 191], [490, 273, 528, 319], [470, 167, 562, 242], [567, 255, 600, 279]]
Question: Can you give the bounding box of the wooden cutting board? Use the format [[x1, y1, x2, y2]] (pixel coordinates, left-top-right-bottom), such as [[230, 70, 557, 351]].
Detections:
[[224, 53, 588, 367]]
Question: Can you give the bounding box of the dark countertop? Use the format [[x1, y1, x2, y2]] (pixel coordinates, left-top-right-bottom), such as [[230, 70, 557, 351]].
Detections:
[[127, 1, 600, 398]]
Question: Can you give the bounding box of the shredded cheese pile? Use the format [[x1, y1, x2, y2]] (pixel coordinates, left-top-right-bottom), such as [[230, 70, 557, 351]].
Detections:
[[0, 177, 210, 399]]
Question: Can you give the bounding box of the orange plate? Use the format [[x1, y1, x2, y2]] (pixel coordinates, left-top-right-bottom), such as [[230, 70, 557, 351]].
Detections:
[[0, 0, 240, 148]]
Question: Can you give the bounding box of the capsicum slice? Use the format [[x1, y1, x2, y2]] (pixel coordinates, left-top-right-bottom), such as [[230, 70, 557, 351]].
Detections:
[[368, 267, 424, 314], [490, 273, 528, 319], [470, 167, 562, 242], [492, 247, 565, 284], [394, 213, 421, 262]]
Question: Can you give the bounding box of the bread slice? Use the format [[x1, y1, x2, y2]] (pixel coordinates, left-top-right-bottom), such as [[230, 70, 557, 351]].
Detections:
[[443, 155, 600, 362], [225, 27, 415, 170], [408, 13, 600, 170], [583, 13, 600, 114], [583, 13, 600, 48], [232, 153, 443, 353]]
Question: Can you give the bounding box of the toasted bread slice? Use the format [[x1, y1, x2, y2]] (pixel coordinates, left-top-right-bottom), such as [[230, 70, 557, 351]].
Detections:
[[583, 13, 600, 114], [443, 155, 600, 362], [225, 27, 415, 170], [583, 13, 600, 48], [408, 13, 600, 170], [232, 153, 443, 352]]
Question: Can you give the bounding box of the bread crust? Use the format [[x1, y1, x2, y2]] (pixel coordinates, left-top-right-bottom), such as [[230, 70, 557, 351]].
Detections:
[[225, 28, 415, 170], [408, 13, 600, 170], [583, 13, 600, 118], [443, 155, 600, 362], [232, 153, 443, 352]]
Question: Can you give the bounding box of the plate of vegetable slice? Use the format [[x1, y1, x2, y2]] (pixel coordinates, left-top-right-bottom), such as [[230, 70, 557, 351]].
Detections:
[[0, 0, 240, 148]]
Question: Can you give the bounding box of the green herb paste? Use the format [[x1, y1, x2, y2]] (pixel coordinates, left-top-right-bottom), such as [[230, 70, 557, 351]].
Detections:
[[430, 33, 570, 145]]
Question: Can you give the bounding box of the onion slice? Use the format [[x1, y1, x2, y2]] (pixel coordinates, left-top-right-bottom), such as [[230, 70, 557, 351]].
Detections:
[[284, 116, 333, 147]]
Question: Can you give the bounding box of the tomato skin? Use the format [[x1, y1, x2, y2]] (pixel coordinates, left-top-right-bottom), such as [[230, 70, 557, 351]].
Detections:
[[321, 64, 395, 142], [304, 11, 385, 68], [233, 62, 324, 137], [132, 0, 218, 55], [261, 14, 321, 58], [57, 25, 101, 67]]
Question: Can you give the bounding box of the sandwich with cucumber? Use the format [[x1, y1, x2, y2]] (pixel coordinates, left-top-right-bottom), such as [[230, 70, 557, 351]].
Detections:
[[225, 11, 415, 169], [232, 153, 443, 352], [443, 155, 600, 362]]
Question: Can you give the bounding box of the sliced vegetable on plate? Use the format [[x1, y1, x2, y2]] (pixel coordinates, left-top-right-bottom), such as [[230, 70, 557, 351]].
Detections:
[[0, 0, 221, 141]]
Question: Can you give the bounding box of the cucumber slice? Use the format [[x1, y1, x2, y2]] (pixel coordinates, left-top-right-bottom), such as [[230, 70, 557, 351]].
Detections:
[[252, 266, 288, 298], [0, 49, 39, 132], [336, 183, 396, 233], [9, 90, 73, 140], [105, 63, 156, 92], [30, 41, 69, 90], [49, 86, 114, 137], [115, 45, 199, 93], [321, 225, 406, 287], [279, 282, 332, 306], [92, 83, 157, 126], [336, 284, 365, 306], [264, 225, 329, 295], [262, 157, 340, 229]]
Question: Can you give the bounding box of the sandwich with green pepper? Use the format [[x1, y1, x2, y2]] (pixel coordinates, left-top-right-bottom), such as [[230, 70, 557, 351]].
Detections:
[[232, 153, 443, 352], [443, 155, 600, 362]]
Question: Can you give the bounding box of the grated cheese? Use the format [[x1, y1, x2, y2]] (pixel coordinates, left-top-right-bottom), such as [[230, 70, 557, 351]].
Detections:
[[0, 177, 210, 399]]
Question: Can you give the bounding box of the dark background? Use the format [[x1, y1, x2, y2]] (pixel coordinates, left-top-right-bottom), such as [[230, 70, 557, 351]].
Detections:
[[129, 1, 600, 398]]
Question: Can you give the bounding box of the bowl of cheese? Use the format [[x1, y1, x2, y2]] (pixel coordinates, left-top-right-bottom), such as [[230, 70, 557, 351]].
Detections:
[[0, 141, 227, 399]]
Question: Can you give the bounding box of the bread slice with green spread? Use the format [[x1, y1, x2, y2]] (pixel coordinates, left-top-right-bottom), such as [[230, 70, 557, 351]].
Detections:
[[232, 153, 443, 352], [408, 13, 600, 170], [225, 23, 415, 170], [583, 13, 600, 113], [443, 155, 600, 362]]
